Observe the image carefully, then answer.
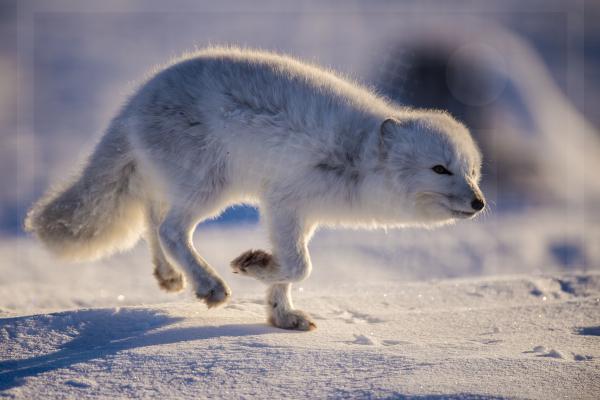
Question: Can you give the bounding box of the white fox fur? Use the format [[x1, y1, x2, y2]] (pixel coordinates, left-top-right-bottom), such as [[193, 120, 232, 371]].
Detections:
[[25, 47, 485, 330]]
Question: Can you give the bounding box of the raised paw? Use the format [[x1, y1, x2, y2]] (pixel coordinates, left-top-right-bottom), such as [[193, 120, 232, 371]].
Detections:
[[153, 265, 185, 293], [268, 309, 317, 331], [231, 249, 272, 272], [230, 249, 278, 280], [195, 279, 232, 308]]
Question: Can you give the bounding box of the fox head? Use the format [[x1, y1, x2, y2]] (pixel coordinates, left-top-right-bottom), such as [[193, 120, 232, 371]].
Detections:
[[378, 112, 485, 225]]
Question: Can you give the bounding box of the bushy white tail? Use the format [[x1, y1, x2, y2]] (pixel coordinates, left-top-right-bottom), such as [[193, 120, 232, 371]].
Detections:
[[25, 131, 145, 262]]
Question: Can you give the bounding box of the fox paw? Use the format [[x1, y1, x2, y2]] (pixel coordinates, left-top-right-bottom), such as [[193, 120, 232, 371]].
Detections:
[[195, 279, 232, 308], [231, 249, 278, 280], [268, 309, 317, 331]]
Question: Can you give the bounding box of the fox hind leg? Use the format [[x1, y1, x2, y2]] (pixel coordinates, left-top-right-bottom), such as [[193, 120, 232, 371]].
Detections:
[[158, 207, 231, 308], [151, 238, 185, 293], [145, 206, 185, 292], [153, 254, 185, 292]]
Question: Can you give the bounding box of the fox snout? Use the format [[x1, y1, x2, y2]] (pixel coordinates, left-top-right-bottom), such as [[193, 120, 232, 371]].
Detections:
[[466, 178, 485, 212], [471, 197, 485, 211]]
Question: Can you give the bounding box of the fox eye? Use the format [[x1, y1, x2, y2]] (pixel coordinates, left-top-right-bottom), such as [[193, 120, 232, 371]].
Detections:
[[432, 165, 453, 175]]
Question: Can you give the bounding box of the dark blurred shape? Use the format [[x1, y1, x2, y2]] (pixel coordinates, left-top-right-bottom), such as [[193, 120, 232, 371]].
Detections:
[[575, 326, 600, 336], [0, 0, 19, 233], [377, 44, 497, 126], [549, 240, 586, 268]]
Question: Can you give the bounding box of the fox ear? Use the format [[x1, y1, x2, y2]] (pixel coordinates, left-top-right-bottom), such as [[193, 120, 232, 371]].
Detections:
[[379, 117, 418, 158], [379, 118, 398, 158], [380, 118, 397, 138]]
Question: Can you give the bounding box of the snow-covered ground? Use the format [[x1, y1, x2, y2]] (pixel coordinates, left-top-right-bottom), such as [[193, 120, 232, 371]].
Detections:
[[1, 209, 599, 398], [1, 270, 599, 398]]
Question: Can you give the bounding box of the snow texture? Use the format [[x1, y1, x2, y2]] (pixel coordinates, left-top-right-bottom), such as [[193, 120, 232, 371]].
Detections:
[[1, 271, 599, 398]]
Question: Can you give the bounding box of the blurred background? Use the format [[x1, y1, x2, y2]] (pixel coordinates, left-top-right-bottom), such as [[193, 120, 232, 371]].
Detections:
[[1, 0, 599, 313]]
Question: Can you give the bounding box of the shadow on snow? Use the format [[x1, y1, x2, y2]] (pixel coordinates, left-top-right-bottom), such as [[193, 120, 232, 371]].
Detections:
[[575, 326, 600, 336], [0, 307, 277, 391]]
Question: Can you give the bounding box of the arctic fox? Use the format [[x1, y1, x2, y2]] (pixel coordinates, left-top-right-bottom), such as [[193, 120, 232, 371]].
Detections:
[[25, 47, 485, 330]]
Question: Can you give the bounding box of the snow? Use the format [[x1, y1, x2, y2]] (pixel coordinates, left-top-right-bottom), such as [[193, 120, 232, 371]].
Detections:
[[1, 209, 599, 398], [1, 271, 599, 398]]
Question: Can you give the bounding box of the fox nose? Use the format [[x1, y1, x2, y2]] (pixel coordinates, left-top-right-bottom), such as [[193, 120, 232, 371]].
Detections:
[[471, 198, 485, 211]]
